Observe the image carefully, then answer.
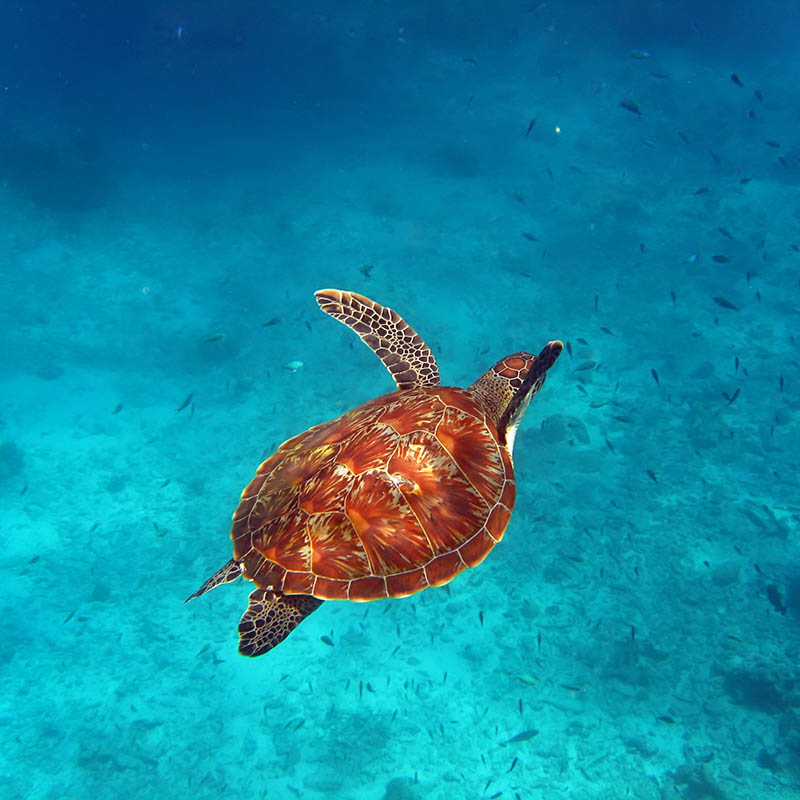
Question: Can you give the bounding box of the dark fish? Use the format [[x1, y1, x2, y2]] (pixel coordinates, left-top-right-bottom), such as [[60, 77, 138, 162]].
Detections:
[[575, 361, 596, 371], [651, 368, 660, 386], [619, 99, 642, 116], [462, 57, 477, 65], [506, 757, 519, 773], [670, 290, 677, 304], [577, 337, 589, 345], [646, 468, 658, 483], [112, 403, 123, 415], [766, 584, 787, 615], [320, 635, 334, 647], [639, 242, 646, 254], [694, 187, 709, 195], [731, 73, 744, 87], [629, 49, 651, 59], [601, 326, 614, 335], [649, 71, 670, 79], [712, 255, 730, 263], [479, 610, 484, 626], [740, 177, 752, 184], [723, 388, 740, 406], [262, 317, 281, 327], [754, 89, 764, 102], [710, 150, 721, 165], [569, 165, 585, 175], [546, 167, 554, 181], [765, 140, 781, 148], [594, 294, 599, 310], [566, 341, 573, 357], [522, 232, 538, 242], [713, 296, 738, 310], [176, 393, 193, 412], [525, 117, 537, 136], [511, 192, 526, 205], [679, 132, 690, 144], [631, 625, 636, 640], [657, 715, 675, 724], [204, 333, 223, 343], [718, 227, 734, 239], [360, 264, 374, 278], [502, 729, 539, 745]]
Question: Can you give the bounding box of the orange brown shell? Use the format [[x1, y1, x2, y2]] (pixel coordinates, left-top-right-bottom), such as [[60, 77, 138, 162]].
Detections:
[[231, 386, 515, 601]]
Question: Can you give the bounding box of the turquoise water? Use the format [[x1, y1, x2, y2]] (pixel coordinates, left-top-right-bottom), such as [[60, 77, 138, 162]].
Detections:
[[2, 2, 799, 798]]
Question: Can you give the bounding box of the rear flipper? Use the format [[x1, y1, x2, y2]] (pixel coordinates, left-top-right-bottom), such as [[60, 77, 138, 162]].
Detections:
[[185, 558, 242, 602], [238, 590, 323, 657]]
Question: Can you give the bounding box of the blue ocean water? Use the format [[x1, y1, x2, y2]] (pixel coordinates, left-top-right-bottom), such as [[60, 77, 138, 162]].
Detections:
[[2, 1, 799, 797]]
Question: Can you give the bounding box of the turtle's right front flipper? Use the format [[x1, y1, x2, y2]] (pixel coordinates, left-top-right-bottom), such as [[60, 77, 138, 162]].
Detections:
[[238, 590, 323, 656]]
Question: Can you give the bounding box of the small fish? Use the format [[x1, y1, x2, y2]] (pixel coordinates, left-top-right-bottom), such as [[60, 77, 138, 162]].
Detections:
[[577, 337, 590, 345], [176, 392, 193, 412], [112, 403, 123, 415], [656, 715, 675, 724], [718, 227, 734, 239], [511, 192, 526, 205], [502, 729, 539, 745], [575, 361, 596, 371], [670, 290, 677, 304], [646, 468, 658, 483], [506, 757, 519, 773], [262, 317, 281, 327], [631, 625, 636, 640], [600, 326, 614, 335], [204, 333, 224, 343], [713, 296, 738, 311], [284, 360, 304, 371], [651, 368, 660, 386], [320, 635, 334, 647], [176, 24, 183, 40], [754, 89, 764, 102], [766, 584, 787, 615], [619, 99, 642, 116], [479, 610, 484, 626], [462, 57, 477, 65], [360, 264, 374, 278], [522, 232, 538, 242], [710, 150, 721, 165], [765, 140, 781, 148], [679, 132, 690, 144], [694, 187, 709, 195], [525, 117, 537, 136], [566, 341, 573, 357], [712, 255, 730, 263], [650, 71, 670, 79], [546, 167, 554, 181], [731, 73, 744, 87], [740, 177, 752, 184], [724, 388, 741, 407], [629, 49, 651, 59]]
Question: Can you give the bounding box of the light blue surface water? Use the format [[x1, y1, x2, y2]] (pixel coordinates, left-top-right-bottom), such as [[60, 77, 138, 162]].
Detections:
[[1, 2, 799, 798]]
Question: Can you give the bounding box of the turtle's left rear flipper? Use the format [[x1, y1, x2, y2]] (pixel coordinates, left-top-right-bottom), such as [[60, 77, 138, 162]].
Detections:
[[238, 590, 323, 657], [185, 559, 242, 602]]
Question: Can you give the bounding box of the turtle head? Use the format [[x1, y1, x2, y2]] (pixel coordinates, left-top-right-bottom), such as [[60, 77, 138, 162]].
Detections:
[[468, 341, 563, 456]]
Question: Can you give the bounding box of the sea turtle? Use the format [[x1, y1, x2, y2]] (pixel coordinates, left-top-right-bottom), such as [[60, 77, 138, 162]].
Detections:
[[187, 289, 562, 656]]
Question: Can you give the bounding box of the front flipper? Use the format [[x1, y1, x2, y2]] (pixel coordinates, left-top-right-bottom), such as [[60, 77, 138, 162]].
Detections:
[[315, 288, 440, 390], [238, 589, 324, 657], [185, 558, 242, 602]]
